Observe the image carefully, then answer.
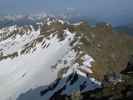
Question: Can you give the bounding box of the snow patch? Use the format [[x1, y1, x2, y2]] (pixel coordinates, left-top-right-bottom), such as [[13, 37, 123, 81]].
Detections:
[[82, 54, 94, 68]]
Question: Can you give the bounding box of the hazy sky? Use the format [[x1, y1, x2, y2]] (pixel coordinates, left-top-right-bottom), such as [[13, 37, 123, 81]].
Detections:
[[0, 0, 133, 25]]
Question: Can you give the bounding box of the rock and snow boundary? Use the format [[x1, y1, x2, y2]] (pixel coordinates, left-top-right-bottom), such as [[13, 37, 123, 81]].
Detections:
[[0, 19, 101, 100]]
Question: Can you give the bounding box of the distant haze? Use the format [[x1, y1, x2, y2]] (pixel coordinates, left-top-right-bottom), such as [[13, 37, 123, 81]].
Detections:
[[0, 0, 133, 26]]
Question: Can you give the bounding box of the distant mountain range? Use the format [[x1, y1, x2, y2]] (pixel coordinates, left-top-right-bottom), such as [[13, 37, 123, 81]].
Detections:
[[69, 16, 133, 36], [0, 15, 48, 28], [113, 24, 133, 36]]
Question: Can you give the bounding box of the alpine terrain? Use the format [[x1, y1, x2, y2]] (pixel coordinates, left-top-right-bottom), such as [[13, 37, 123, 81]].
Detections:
[[0, 16, 133, 100]]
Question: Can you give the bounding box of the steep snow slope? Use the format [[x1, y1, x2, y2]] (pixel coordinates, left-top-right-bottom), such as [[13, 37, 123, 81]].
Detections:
[[18, 73, 100, 100], [0, 29, 74, 99], [0, 18, 101, 100]]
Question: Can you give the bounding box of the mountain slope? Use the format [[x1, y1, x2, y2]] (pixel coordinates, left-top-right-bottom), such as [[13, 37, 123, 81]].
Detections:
[[0, 17, 133, 100]]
